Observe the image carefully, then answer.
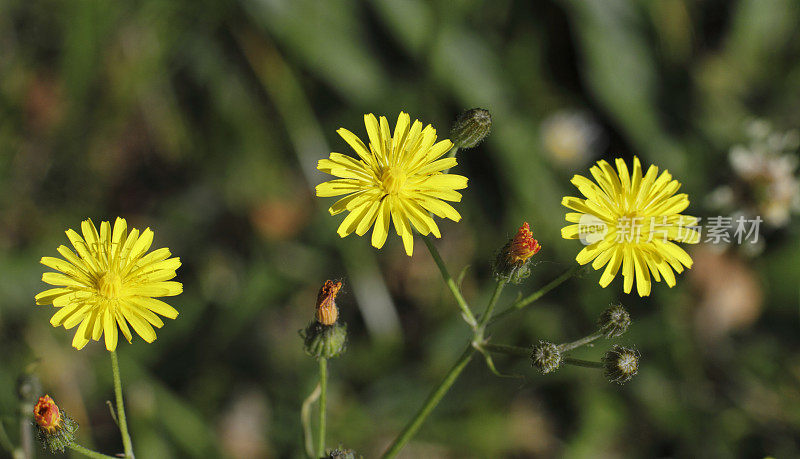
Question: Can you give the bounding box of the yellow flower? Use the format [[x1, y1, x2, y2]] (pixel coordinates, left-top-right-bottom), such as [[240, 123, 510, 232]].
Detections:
[[561, 157, 700, 296], [35, 218, 182, 351], [316, 112, 468, 256]]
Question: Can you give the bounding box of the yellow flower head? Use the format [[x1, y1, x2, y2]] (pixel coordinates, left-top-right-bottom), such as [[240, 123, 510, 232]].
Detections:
[[35, 217, 182, 351], [316, 112, 468, 256], [561, 157, 700, 296]]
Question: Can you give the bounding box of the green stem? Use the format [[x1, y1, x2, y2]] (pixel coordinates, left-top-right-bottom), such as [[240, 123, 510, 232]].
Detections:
[[0, 420, 14, 454], [317, 358, 328, 457], [442, 147, 459, 174], [489, 265, 580, 325], [477, 281, 505, 334], [483, 343, 530, 358], [301, 383, 321, 459], [381, 346, 474, 458], [68, 443, 117, 459], [559, 331, 603, 352], [563, 357, 604, 369], [110, 351, 134, 459], [422, 235, 478, 328]]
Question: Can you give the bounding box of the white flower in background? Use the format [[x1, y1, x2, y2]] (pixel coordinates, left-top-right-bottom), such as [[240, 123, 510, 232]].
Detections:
[[725, 120, 800, 227], [540, 110, 603, 168]]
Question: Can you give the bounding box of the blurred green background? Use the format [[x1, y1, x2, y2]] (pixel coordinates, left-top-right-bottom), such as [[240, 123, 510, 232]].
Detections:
[[2, 0, 800, 457]]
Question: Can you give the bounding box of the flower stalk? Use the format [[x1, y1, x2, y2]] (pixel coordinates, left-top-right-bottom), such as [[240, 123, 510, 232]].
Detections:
[[68, 443, 117, 459], [110, 351, 134, 459], [422, 235, 478, 328], [317, 358, 328, 458], [489, 265, 581, 325], [382, 262, 578, 457]]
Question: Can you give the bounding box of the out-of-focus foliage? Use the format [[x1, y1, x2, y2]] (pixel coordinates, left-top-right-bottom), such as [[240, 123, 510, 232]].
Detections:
[[1, 0, 800, 457]]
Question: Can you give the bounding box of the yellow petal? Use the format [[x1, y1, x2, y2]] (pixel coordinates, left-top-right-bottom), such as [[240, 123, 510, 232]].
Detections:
[[104, 309, 118, 351], [337, 128, 375, 166], [316, 179, 367, 197], [71, 316, 91, 350], [126, 281, 183, 297], [127, 296, 179, 319], [42, 272, 88, 288], [125, 310, 157, 343], [599, 246, 623, 287], [40, 257, 91, 283], [50, 302, 84, 327], [417, 196, 461, 221], [116, 310, 133, 343], [371, 199, 391, 249], [35, 287, 72, 305], [419, 174, 468, 190]]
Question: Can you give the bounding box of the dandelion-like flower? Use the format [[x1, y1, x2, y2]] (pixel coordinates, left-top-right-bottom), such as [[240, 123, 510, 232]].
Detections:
[[35, 218, 182, 351], [316, 112, 468, 256], [561, 157, 699, 296]]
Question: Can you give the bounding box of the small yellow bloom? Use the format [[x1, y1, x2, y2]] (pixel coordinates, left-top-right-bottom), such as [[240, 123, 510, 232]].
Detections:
[[35, 218, 182, 351], [316, 112, 468, 256], [561, 157, 700, 296]]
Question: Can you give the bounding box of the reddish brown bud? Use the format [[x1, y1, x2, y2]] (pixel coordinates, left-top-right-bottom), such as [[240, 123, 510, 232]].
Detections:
[[315, 280, 342, 326], [493, 222, 542, 283], [34, 395, 61, 434], [506, 222, 541, 264]]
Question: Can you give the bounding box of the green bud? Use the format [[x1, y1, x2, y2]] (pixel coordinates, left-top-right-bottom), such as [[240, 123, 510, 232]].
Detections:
[[300, 321, 347, 360], [530, 340, 562, 374], [451, 108, 492, 149], [602, 345, 640, 384], [597, 304, 631, 338]]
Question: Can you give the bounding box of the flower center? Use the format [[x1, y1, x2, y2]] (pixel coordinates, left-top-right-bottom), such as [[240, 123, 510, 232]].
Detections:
[[98, 272, 123, 299], [380, 166, 407, 195]]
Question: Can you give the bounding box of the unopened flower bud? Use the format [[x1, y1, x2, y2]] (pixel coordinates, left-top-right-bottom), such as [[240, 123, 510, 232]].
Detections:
[[602, 345, 640, 384], [324, 447, 360, 459], [33, 395, 78, 453], [301, 280, 347, 359], [451, 108, 492, 149], [530, 340, 561, 374], [493, 222, 542, 283], [597, 304, 631, 338], [301, 322, 348, 360], [315, 280, 342, 326]]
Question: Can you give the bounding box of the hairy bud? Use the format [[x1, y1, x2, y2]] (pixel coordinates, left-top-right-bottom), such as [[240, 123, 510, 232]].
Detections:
[[451, 108, 492, 149], [33, 395, 78, 453], [530, 341, 562, 374], [602, 345, 640, 384], [597, 304, 631, 338]]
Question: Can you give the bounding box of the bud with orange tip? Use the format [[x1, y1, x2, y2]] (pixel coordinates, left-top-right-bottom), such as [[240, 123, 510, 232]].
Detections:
[[33, 395, 78, 453]]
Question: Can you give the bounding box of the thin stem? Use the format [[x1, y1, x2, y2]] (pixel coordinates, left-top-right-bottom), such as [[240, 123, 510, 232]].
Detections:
[[559, 331, 603, 352], [442, 147, 459, 174], [563, 357, 604, 369], [483, 343, 530, 358], [381, 346, 475, 458], [489, 265, 580, 325], [422, 235, 478, 328], [18, 401, 32, 459], [301, 383, 321, 459], [0, 420, 14, 454], [317, 358, 328, 458], [68, 443, 117, 459], [110, 351, 134, 459], [477, 281, 505, 332]]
